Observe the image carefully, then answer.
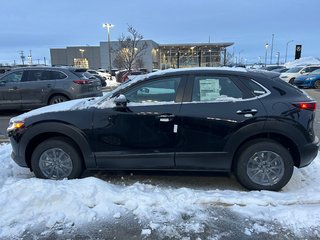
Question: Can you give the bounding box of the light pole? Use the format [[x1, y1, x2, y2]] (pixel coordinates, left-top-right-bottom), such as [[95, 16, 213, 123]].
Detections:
[[285, 40, 294, 63], [270, 34, 274, 64], [102, 23, 114, 73], [264, 43, 269, 67], [276, 52, 280, 65]]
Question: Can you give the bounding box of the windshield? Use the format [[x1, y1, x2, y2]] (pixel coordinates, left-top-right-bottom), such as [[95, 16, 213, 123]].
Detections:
[[286, 67, 303, 73]]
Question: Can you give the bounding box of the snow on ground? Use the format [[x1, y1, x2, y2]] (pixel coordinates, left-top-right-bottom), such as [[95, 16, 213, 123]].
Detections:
[[0, 143, 320, 238]]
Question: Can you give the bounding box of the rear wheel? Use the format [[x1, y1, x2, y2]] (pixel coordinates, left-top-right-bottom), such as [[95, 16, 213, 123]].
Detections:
[[31, 137, 84, 180], [234, 139, 294, 191], [49, 95, 69, 105], [314, 80, 320, 89]]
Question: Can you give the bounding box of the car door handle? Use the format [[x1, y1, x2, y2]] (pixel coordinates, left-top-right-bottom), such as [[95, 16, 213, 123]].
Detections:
[[47, 84, 52, 88], [8, 86, 18, 91], [236, 109, 258, 115], [157, 114, 175, 122]]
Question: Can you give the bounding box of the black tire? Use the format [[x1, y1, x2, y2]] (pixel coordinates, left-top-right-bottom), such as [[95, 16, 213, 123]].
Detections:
[[234, 139, 294, 191], [314, 80, 320, 89], [49, 95, 69, 105], [31, 137, 84, 180], [289, 78, 295, 84]]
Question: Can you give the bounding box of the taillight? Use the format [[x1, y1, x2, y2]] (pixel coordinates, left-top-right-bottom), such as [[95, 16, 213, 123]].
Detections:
[[73, 80, 91, 85], [294, 102, 317, 111]]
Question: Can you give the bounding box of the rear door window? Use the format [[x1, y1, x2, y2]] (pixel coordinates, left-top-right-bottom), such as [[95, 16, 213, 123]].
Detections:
[[192, 76, 243, 102], [24, 70, 54, 81], [51, 71, 67, 80]]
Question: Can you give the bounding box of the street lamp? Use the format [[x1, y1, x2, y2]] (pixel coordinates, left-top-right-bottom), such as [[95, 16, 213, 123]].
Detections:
[[276, 52, 280, 65], [102, 23, 114, 73], [264, 43, 269, 67], [270, 34, 274, 64], [285, 40, 294, 63]]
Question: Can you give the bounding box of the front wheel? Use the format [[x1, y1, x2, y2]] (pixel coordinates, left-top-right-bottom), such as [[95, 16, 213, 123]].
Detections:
[[31, 137, 84, 180], [314, 80, 320, 89], [234, 139, 294, 191]]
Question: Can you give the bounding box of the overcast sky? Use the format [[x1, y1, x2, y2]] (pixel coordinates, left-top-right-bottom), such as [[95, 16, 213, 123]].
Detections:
[[1, 0, 319, 65]]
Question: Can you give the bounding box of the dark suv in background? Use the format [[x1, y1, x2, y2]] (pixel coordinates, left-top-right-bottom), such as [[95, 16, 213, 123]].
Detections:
[[0, 66, 102, 110]]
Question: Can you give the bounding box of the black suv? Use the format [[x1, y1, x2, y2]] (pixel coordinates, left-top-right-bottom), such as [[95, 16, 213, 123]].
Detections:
[[0, 66, 102, 110], [7, 68, 319, 191]]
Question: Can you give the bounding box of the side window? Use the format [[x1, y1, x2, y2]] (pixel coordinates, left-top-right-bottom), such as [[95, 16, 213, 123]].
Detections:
[[0, 71, 23, 83], [51, 71, 67, 80], [25, 70, 44, 81], [192, 76, 243, 102], [125, 77, 181, 103], [246, 80, 268, 96]]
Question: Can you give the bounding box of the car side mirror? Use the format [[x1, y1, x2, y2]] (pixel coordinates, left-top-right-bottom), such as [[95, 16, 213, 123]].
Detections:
[[114, 94, 127, 107]]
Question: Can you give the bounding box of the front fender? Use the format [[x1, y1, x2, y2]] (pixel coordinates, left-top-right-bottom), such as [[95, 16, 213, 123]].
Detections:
[[20, 121, 96, 169]]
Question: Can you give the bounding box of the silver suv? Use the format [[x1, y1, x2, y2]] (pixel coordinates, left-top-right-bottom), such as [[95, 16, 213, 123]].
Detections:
[[0, 67, 102, 110]]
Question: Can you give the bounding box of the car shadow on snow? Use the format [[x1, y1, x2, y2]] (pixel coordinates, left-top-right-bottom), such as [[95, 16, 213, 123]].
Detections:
[[81, 170, 245, 191]]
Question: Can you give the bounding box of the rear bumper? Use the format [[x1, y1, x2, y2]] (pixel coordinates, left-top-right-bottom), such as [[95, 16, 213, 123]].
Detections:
[[298, 136, 320, 167]]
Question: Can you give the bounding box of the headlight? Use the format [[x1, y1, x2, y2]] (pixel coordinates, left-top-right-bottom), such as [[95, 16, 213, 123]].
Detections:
[[7, 121, 25, 132]]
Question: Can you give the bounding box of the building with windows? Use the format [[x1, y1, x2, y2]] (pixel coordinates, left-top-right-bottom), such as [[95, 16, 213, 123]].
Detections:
[[50, 41, 233, 71]]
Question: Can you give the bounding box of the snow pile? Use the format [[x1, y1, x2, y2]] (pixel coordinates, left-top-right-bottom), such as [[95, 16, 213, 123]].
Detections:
[[0, 143, 320, 238], [285, 56, 320, 68]]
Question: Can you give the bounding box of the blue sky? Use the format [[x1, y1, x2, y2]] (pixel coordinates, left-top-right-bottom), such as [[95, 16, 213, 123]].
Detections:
[[1, 0, 319, 65]]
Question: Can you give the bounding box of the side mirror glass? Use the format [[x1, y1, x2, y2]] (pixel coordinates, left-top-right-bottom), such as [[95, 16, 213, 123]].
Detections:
[[114, 94, 127, 107]]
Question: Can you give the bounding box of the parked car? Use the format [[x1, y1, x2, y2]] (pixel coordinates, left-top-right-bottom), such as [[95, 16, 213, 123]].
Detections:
[[96, 69, 119, 87], [294, 68, 320, 88], [7, 68, 319, 191], [272, 67, 288, 73], [261, 65, 286, 72], [280, 65, 320, 84], [91, 73, 107, 87], [96, 69, 112, 80], [0, 66, 102, 110], [116, 70, 147, 83]]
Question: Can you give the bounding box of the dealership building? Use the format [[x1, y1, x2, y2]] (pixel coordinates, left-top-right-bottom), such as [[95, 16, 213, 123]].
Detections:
[[50, 40, 234, 71]]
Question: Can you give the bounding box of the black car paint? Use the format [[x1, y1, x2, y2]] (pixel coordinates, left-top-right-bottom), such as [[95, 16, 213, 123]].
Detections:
[[9, 69, 319, 174]]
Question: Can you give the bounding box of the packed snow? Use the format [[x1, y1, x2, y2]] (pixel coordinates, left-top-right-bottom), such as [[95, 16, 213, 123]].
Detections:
[[0, 143, 320, 238]]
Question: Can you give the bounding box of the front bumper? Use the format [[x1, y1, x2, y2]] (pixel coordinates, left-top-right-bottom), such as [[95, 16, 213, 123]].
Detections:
[[10, 137, 28, 168], [294, 80, 313, 88], [298, 136, 320, 168]]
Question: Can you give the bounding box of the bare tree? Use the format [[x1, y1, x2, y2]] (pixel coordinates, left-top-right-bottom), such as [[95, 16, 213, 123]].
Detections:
[[113, 26, 148, 71]]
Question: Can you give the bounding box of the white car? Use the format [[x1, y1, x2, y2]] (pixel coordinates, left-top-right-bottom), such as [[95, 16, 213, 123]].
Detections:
[[280, 65, 320, 83], [96, 69, 119, 87]]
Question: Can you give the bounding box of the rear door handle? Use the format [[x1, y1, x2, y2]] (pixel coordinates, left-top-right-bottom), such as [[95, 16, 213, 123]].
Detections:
[[157, 114, 175, 122], [8, 86, 18, 91], [236, 109, 258, 115]]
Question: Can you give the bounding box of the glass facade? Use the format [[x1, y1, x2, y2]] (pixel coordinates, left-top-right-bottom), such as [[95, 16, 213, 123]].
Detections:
[[157, 44, 227, 70]]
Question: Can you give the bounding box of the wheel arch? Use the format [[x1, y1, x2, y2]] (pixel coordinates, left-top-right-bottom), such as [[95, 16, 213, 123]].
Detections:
[[21, 122, 95, 170], [46, 91, 72, 105], [231, 132, 300, 171]]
